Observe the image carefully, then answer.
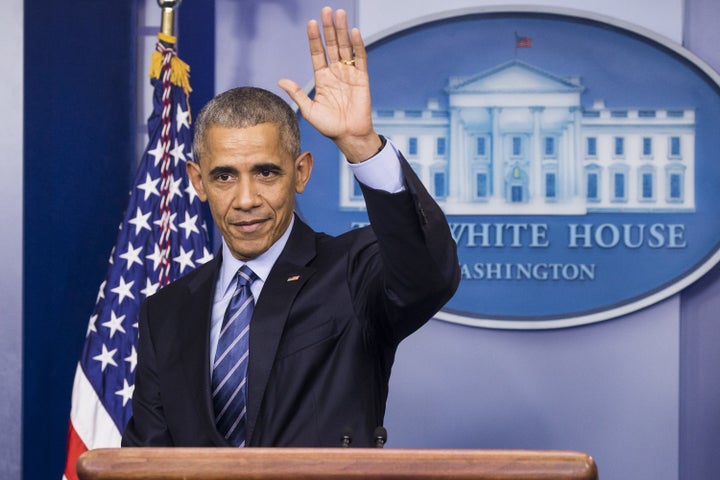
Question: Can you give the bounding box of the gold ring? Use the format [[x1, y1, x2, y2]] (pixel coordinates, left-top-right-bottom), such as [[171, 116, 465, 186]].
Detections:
[[341, 59, 355, 66]]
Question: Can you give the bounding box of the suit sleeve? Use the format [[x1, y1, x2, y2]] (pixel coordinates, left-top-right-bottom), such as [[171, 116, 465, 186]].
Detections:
[[355, 154, 460, 343], [121, 300, 174, 446]]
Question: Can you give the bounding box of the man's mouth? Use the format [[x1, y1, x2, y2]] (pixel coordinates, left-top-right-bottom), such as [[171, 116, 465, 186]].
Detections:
[[230, 218, 267, 234]]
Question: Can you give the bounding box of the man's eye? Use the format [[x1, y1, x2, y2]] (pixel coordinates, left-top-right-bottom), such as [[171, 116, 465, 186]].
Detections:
[[218, 174, 232, 181], [260, 167, 273, 177]]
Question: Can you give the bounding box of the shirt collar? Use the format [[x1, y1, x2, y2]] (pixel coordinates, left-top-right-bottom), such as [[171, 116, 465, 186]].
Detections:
[[218, 215, 295, 297]]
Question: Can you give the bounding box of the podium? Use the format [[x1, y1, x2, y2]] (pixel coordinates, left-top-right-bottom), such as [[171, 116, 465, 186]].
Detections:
[[76, 448, 598, 479]]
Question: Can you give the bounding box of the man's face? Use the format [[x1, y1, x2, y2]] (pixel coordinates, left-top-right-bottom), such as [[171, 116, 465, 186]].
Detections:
[[187, 123, 312, 261]]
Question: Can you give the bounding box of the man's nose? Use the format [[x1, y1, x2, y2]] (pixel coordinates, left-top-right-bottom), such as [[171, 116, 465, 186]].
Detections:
[[233, 178, 263, 210]]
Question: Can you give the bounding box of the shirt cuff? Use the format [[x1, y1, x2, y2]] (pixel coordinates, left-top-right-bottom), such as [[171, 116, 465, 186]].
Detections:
[[347, 137, 406, 193]]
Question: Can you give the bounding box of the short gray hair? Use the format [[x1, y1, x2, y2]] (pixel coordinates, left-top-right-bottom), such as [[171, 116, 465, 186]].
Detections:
[[193, 87, 301, 163]]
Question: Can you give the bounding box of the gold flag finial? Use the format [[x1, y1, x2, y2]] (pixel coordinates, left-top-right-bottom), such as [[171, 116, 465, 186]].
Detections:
[[158, 0, 182, 38]]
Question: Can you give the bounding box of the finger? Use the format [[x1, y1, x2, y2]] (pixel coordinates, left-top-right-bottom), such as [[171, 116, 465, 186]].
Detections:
[[334, 9, 354, 62], [350, 28, 368, 71], [321, 6, 341, 63], [306, 19, 328, 72], [277, 79, 312, 113]]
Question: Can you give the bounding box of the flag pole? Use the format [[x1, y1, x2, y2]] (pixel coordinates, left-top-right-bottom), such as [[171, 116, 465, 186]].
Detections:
[[158, 0, 181, 37]]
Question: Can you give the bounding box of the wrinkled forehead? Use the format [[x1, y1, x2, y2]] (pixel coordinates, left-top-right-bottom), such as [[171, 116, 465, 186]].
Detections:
[[195, 121, 298, 163]]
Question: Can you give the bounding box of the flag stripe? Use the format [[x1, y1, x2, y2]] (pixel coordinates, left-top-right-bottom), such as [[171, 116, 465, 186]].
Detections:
[[69, 364, 123, 449], [62, 424, 86, 480]]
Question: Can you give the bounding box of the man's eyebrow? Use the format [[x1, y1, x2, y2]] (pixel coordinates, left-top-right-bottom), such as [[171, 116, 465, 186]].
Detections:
[[252, 162, 284, 172]]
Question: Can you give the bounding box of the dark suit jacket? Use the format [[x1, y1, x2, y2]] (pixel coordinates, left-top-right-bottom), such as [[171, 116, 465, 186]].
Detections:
[[122, 159, 459, 447]]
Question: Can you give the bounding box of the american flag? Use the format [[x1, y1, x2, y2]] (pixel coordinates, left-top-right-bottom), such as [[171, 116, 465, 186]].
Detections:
[[515, 32, 533, 48], [63, 34, 212, 480]]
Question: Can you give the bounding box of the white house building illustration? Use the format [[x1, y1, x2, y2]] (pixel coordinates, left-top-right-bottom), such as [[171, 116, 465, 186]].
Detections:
[[339, 60, 696, 215]]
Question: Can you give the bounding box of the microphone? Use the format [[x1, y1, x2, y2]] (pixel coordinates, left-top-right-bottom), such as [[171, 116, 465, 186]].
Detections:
[[341, 427, 353, 448], [373, 426, 387, 448]]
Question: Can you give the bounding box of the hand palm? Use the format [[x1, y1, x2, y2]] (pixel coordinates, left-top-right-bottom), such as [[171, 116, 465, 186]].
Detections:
[[306, 65, 372, 140]]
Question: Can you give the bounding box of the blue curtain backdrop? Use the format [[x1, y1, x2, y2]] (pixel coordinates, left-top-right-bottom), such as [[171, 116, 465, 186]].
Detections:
[[23, 1, 136, 477], [23, 1, 136, 478]]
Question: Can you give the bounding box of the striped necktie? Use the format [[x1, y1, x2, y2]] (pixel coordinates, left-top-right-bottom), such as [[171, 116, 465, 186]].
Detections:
[[212, 265, 257, 447]]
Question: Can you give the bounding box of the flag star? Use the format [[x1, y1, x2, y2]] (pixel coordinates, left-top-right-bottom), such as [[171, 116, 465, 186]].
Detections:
[[125, 346, 138, 372], [128, 207, 152, 235], [176, 103, 190, 132], [95, 280, 106, 304], [173, 246, 195, 274], [170, 139, 187, 166], [93, 344, 118, 372], [115, 379, 135, 407], [136, 173, 160, 201], [154, 211, 178, 233], [179, 211, 200, 239], [146, 244, 164, 272], [147, 138, 166, 167], [141, 277, 159, 298], [111, 276, 136, 305], [185, 180, 199, 203], [167, 175, 184, 202], [119, 242, 143, 270], [102, 310, 127, 338], [86, 314, 98, 336], [196, 246, 214, 265]]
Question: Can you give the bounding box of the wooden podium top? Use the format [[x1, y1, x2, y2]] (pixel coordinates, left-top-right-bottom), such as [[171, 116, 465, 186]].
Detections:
[[77, 448, 598, 480]]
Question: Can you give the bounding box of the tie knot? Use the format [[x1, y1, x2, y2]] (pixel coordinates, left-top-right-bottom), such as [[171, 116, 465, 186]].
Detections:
[[237, 265, 257, 288]]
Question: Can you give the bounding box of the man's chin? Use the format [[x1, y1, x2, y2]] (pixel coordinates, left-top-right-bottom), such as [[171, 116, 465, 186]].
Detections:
[[227, 241, 268, 261]]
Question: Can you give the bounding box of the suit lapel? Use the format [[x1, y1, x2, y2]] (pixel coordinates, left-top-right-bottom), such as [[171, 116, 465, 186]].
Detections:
[[176, 256, 229, 445], [246, 217, 317, 444]]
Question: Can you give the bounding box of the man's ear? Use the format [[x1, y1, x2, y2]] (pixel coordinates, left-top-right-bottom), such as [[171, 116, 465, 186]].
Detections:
[[294, 151, 314, 194], [186, 161, 208, 201]]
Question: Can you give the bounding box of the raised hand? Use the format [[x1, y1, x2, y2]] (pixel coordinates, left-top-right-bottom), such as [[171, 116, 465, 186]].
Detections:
[[278, 7, 382, 164]]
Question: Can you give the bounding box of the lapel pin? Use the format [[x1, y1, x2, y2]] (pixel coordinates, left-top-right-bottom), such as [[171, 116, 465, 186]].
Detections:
[[287, 275, 301, 282]]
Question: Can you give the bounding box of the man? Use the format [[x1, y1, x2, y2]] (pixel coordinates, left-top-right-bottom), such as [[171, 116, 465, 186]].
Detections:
[[122, 7, 459, 448]]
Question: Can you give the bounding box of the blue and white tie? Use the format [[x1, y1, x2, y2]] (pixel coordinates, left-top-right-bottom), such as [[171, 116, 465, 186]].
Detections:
[[212, 265, 256, 447]]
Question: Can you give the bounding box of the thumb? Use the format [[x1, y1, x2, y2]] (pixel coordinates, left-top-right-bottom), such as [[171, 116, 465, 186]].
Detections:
[[278, 79, 313, 114]]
